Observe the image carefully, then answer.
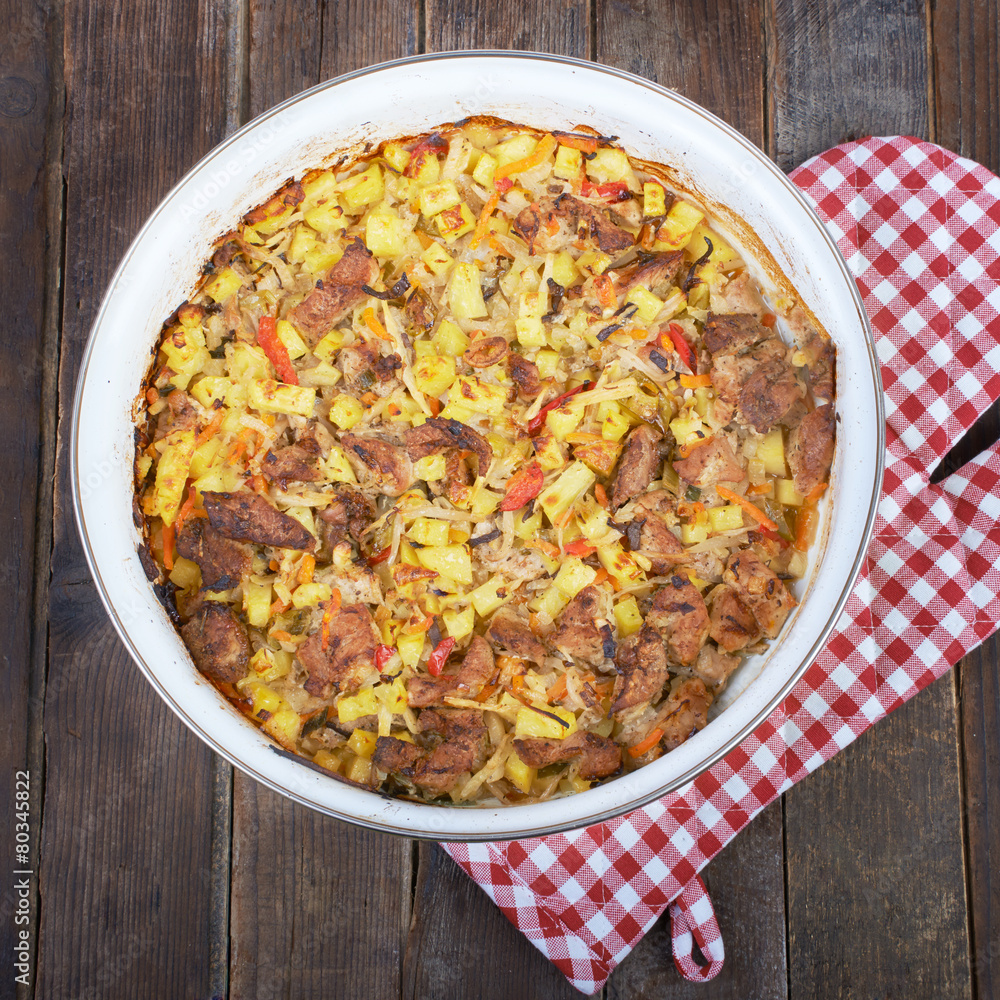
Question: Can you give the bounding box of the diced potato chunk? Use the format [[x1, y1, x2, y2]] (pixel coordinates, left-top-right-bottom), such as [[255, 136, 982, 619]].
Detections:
[[655, 199, 705, 251], [153, 428, 197, 526], [338, 689, 378, 724], [413, 355, 457, 397], [614, 596, 643, 637], [421, 242, 453, 275], [435, 203, 476, 243], [448, 262, 488, 320], [249, 379, 317, 417], [328, 393, 364, 429], [643, 180, 667, 218], [419, 180, 461, 218], [292, 581, 332, 609], [469, 576, 513, 618], [553, 557, 597, 599], [396, 631, 425, 668], [276, 319, 308, 359], [514, 704, 577, 740], [504, 753, 536, 794], [586, 147, 630, 183], [626, 286, 664, 325], [537, 461, 596, 524], [471, 152, 497, 188], [341, 164, 384, 212], [313, 329, 346, 365], [443, 605, 475, 640], [321, 445, 357, 484], [573, 439, 622, 477], [244, 577, 273, 628], [757, 427, 786, 477], [452, 375, 507, 416], [775, 479, 806, 506], [203, 266, 244, 304], [707, 505, 745, 532], [348, 729, 378, 760], [410, 517, 451, 546], [553, 145, 582, 181], [415, 544, 473, 585], [365, 206, 411, 258]]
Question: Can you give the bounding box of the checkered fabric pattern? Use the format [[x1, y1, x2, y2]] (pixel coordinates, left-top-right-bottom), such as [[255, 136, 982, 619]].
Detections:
[[443, 137, 1000, 995]]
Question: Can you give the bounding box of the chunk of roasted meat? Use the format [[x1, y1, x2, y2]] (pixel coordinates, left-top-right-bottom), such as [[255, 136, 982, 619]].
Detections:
[[610, 424, 663, 511], [290, 238, 380, 341], [707, 584, 760, 652], [203, 490, 316, 551], [646, 574, 710, 666], [261, 442, 322, 489], [513, 732, 622, 780], [404, 416, 493, 477], [181, 603, 250, 685], [506, 353, 542, 400], [512, 194, 634, 255], [339, 433, 414, 496], [787, 403, 835, 496], [711, 338, 802, 433], [297, 603, 380, 698], [486, 605, 547, 665], [659, 677, 712, 751], [176, 518, 251, 591], [414, 709, 488, 795], [316, 485, 377, 547], [723, 549, 794, 638], [548, 585, 612, 667], [672, 436, 745, 487], [406, 635, 496, 707], [611, 624, 670, 714]]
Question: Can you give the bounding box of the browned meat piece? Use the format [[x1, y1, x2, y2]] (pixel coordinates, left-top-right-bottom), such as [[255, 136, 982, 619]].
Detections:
[[176, 518, 251, 591], [610, 424, 663, 511], [513, 732, 622, 780], [181, 603, 250, 685], [297, 603, 380, 698], [787, 403, 835, 496], [413, 709, 488, 795], [340, 434, 414, 496], [646, 574, 710, 666], [633, 513, 684, 575], [548, 586, 610, 666], [711, 339, 801, 434], [703, 313, 768, 356], [711, 271, 766, 320], [211, 238, 240, 271], [486, 605, 547, 665], [659, 677, 712, 751], [407, 675, 459, 708], [724, 550, 794, 638], [290, 238, 380, 341], [373, 352, 403, 382], [672, 436, 746, 487], [404, 417, 492, 476], [317, 486, 376, 545], [632, 489, 677, 518], [611, 624, 670, 714], [372, 736, 423, 775], [512, 195, 633, 256], [784, 307, 835, 403], [165, 389, 198, 430], [403, 287, 436, 333], [692, 644, 741, 689], [613, 251, 684, 295], [708, 584, 760, 652], [464, 336, 509, 369], [406, 635, 495, 707], [244, 180, 304, 226], [203, 491, 316, 551], [507, 353, 542, 400], [739, 353, 802, 433], [261, 443, 321, 489]]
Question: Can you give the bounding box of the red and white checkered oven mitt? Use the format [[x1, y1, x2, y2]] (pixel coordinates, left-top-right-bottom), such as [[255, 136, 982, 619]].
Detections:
[[443, 136, 1000, 994]]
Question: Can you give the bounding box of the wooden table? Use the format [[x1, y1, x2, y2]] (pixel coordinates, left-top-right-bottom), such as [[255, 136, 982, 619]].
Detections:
[[4, 1, 998, 996]]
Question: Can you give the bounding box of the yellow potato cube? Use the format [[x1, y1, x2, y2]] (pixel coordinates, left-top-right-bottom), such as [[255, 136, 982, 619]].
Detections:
[[416, 544, 473, 585], [587, 147, 630, 183], [545, 403, 584, 440], [292, 581, 332, 609], [452, 376, 507, 416], [551, 251, 579, 289], [643, 180, 668, 218], [537, 461, 596, 524], [303, 201, 347, 236], [338, 689, 378, 725], [312, 329, 346, 365], [775, 479, 806, 506], [435, 202, 476, 243], [243, 577, 273, 628], [413, 453, 447, 482], [448, 262, 488, 320], [613, 595, 643, 637], [442, 606, 475, 640], [655, 199, 705, 251], [493, 133, 537, 166], [341, 164, 384, 212], [302, 246, 342, 274], [162, 323, 209, 377], [276, 319, 308, 359], [348, 729, 379, 760], [469, 576, 513, 618], [396, 631, 425, 669], [599, 401, 630, 442], [504, 753, 536, 794], [328, 393, 364, 429], [573, 439, 623, 477], [419, 180, 462, 218], [382, 141, 411, 173], [365, 207, 411, 258], [469, 485, 501, 519], [626, 286, 665, 325], [553, 557, 597, 599], [533, 432, 567, 472], [312, 749, 342, 773], [553, 145, 583, 181], [249, 379, 317, 417], [757, 427, 786, 477], [514, 704, 578, 740], [203, 266, 244, 304], [153, 428, 197, 526], [413, 355, 457, 397], [707, 505, 746, 532], [597, 542, 646, 587], [169, 557, 201, 591], [433, 319, 470, 357], [421, 241, 453, 275], [320, 446, 357, 484], [471, 151, 497, 188], [410, 517, 451, 547]]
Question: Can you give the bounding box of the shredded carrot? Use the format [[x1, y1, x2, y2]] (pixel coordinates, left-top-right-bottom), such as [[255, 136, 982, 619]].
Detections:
[[360, 391, 379, 407], [554, 508, 575, 529], [174, 483, 198, 534], [402, 615, 435, 635], [592, 679, 615, 698], [629, 326, 650, 340], [746, 483, 773, 496], [328, 587, 342, 613], [715, 485, 779, 532], [679, 373, 713, 388], [248, 474, 269, 496], [320, 589, 342, 651], [546, 215, 560, 236], [629, 727, 665, 758], [298, 553, 316, 585], [428, 396, 442, 416], [196, 407, 225, 446], [511, 674, 525, 693], [594, 483, 609, 509], [794, 503, 819, 552], [475, 683, 500, 703], [525, 538, 560, 558], [554, 131, 599, 154], [362, 307, 391, 341], [591, 567, 610, 587], [488, 235, 513, 258], [469, 187, 501, 249], [564, 432, 604, 445], [270, 629, 295, 643], [496, 655, 525, 673], [805, 482, 828, 504], [162, 522, 175, 572], [495, 133, 557, 180], [594, 274, 616, 309], [269, 598, 289, 616], [268, 559, 280, 572], [563, 538, 597, 557], [546, 673, 569, 704]]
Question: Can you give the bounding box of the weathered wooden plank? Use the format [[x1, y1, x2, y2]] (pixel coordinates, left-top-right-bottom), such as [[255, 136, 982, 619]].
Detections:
[[785, 675, 972, 998], [607, 801, 787, 1000], [229, 781, 412, 1000], [767, 0, 930, 170], [933, 4, 1000, 994], [228, 8, 419, 999], [403, 843, 583, 1000], [596, 0, 765, 149], [36, 2, 238, 997], [0, 0, 58, 994], [426, 0, 589, 57]]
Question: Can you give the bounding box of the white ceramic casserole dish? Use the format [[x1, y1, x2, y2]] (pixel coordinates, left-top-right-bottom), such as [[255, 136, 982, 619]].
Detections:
[[72, 51, 883, 841]]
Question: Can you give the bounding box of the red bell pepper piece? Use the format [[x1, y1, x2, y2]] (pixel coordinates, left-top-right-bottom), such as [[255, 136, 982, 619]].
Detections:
[[427, 637, 455, 676], [581, 180, 631, 202], [367, 546, 391, 566], [527, 380, 593, 435], [494, 176, 513, 194], [499, 462, 545, 512], [375, 644, 394, 672], [257, 315, 299, 385], [563, 538, 596, 557], [663, 322, 694, 373]]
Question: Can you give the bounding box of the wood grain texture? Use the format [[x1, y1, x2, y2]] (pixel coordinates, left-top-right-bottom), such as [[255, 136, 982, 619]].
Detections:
[[0, 0, 58, 993], [607, 801, 787, 1000], [230, 781, 411, 1000], [403, 843, 584, 1000], [36, 1, 237, 997], [426, 0, 589, 57], [595, 0, 765, 149], [933, 8, 1000, 993], [767, 0, 930, 169], [785, 675, 972, 999]]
